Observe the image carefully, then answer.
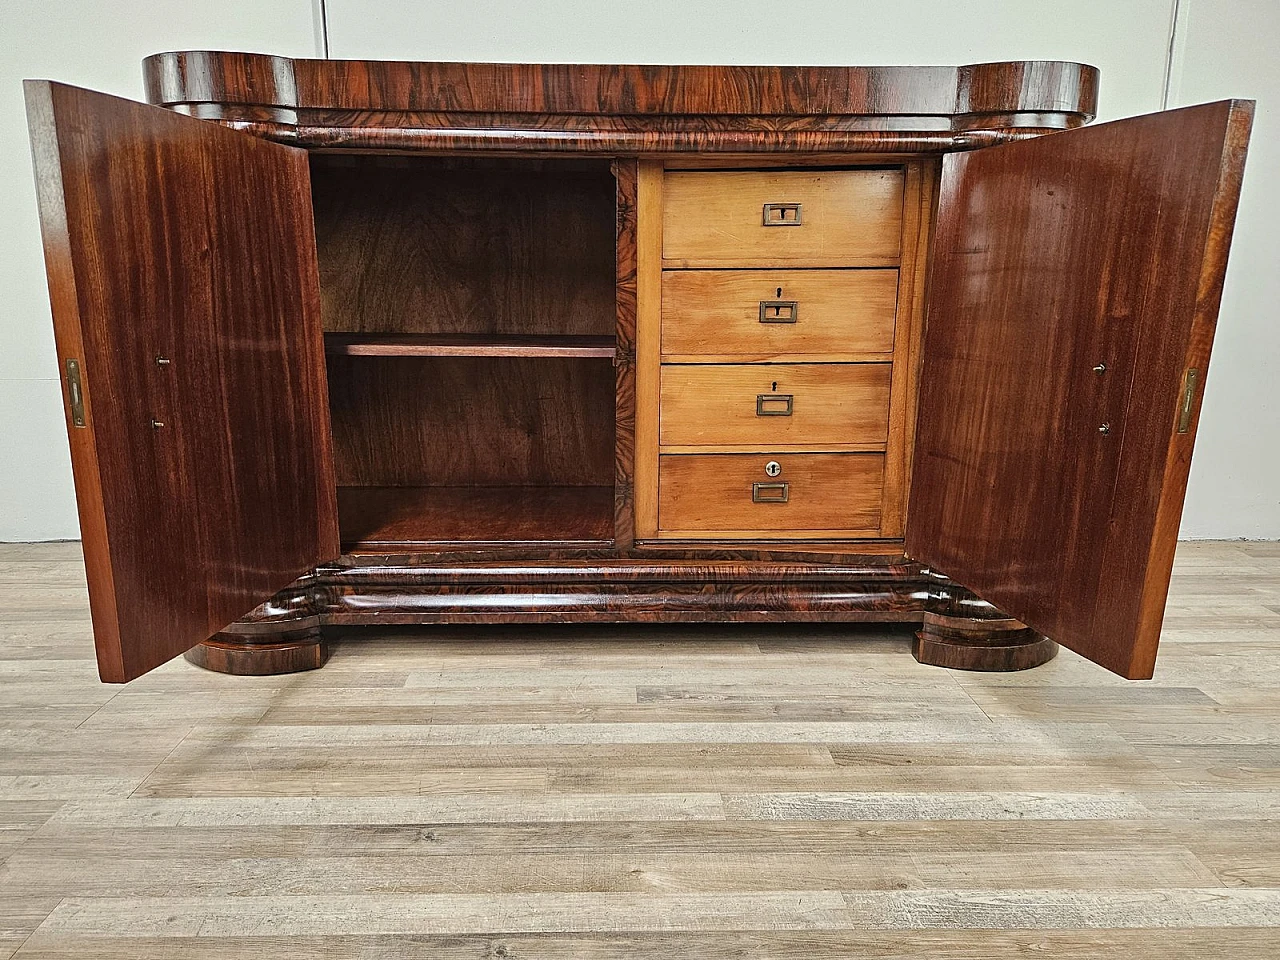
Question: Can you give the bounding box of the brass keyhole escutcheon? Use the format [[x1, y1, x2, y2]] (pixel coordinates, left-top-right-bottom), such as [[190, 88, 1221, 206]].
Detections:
[[765, 460, 782, 478]]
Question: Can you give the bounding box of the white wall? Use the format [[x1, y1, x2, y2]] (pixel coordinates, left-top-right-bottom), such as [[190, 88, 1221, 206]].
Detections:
[[325, 0, 1173, 120], [0, 0, 1275, 539], [0, 0, 319, 541], [1172, 0, 1280, 538]]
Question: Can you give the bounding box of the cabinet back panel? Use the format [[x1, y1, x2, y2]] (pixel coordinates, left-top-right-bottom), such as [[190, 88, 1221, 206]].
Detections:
[[327, 355, 615, 487], [311, 156, 616, 337]]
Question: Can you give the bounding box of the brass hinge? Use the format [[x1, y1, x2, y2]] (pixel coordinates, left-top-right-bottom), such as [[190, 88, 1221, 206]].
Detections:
[[65, 358, 86, 428], [1177, 367, 1200, 434]]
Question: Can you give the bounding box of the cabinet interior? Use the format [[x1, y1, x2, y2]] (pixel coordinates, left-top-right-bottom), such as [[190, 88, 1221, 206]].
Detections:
[[310, 154, 618, 549]]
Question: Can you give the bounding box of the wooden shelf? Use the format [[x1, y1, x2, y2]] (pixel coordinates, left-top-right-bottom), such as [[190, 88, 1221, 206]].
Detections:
[[324, 333, 616, 359], [661, 353, 895, 365], [659, 442, 886, 454], [338, 485, 615, 549]]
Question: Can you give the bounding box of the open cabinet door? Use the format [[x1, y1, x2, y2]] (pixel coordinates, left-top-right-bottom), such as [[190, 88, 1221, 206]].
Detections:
[[25, 82, 339, 682], [906, 100, 1253, 679]]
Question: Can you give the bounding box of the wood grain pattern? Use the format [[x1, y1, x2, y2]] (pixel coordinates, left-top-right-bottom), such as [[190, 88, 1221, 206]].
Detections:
[[633, 162, 664, 540], [659, 364, 891, 447], [180, 117, 1086, 156], [612, 159, 639, 551], [913, 611, 1058, 672], [326, 356, 616, 488], [337, 486, 616, 548], [660, 269, 898, 360], [662, 169, 903, 264], [23, 81, 338, 683], [323, 333, 616, 358], [658, 453, 884, 537], [907, 100, 1254, 680], [311, 155, 616, 337], [6, 539, 1280, 956], [143, 52, 1099, 125], [141, 54, 1101, 156], [29, 58, 1251, 689], [878, 159, 935, 538]]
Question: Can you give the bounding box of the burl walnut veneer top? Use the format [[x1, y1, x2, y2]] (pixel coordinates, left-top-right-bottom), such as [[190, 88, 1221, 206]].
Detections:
[[140, 52, 1099, 153]]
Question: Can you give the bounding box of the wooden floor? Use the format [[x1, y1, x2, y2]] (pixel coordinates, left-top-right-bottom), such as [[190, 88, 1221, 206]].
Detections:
[[1, 541, 1279, 957]]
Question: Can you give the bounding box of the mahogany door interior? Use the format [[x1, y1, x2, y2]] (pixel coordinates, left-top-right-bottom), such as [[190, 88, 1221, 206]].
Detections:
[[907, 99, 1253, 679], [25, 81, 339, 682]]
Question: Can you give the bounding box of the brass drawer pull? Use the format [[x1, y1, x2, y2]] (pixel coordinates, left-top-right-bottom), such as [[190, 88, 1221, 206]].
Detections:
[[762, 202, 802, 226], [756, 393, 793, 416], [759, 300, 798, 323], [752, 481, 790, 503]]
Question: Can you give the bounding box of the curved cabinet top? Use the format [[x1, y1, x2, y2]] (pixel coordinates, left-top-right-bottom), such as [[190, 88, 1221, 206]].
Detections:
[[142, 51, 1099, 153]]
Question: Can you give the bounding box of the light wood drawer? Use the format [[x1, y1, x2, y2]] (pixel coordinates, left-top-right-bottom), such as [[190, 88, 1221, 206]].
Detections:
[[661, 268, 898, 360], [662, 169, 903, 265], [658, 453, 884, 536], [659, 363, 891, 446]]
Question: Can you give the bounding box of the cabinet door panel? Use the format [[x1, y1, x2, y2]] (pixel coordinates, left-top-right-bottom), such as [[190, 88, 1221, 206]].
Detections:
[[906, 100, 1252, 679], [25, 82, 338, 683]]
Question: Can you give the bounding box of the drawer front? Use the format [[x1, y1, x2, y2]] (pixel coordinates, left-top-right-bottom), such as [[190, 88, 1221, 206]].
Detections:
[[658, 453, 884, 535], [661, 268, 898, 359], [662, 170, 903, 263], [659, 363, 891, 446]]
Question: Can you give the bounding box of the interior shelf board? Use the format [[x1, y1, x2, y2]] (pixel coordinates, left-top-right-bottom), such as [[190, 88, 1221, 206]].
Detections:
[[324, 333, 616, 358], [659, 442, 887, 454], [337, 485, 616, 549], [661, 353, 895, 365]]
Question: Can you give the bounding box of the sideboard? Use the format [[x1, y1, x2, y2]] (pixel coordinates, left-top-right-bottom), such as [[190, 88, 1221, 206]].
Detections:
[[24, 52, 1253, 683]]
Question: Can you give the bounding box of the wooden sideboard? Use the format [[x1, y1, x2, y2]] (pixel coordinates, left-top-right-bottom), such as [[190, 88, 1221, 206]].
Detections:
[[23, 53, 1252, 683]]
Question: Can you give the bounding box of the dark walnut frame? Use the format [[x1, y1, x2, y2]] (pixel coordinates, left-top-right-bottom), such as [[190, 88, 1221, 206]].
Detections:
[[25, 52, 1252, 683]]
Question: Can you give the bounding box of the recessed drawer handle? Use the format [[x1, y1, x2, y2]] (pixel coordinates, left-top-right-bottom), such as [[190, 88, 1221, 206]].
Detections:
[[752, 481, 790, 503], [762, 202, 802, 226], [759, 300, 798, 323], [756, 393, 793, 416]]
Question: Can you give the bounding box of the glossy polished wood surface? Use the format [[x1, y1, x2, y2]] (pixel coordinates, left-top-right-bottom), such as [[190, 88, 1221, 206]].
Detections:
[[27, 56, 1252, 684], [612, 159, 640, 551], [140, 54, 1099, 154], [24, 82, 338, 683], [913, 611, 1058, 672], [144, 52, 1098, 123], [907, 100, 1254, 680]]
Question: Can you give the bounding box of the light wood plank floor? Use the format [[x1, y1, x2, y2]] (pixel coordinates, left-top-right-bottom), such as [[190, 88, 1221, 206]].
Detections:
[[1, 541, 1278, 957]]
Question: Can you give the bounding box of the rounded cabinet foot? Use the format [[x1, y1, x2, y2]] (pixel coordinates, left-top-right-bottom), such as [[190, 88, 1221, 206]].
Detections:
[[184, 576, 328, 676], [913, 610, 1058, 672], [185, 627, 329, 676]]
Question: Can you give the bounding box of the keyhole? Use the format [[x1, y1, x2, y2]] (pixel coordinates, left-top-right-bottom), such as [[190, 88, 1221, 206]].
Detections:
[[776, 287, 782, 298], [771, 381, 778, 391]]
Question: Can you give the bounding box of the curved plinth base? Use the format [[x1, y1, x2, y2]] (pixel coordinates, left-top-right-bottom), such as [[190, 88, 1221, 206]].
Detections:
[[189, 560, 1058, 676], [185, 627, 328, 676], [913, 610, 1058, 672]]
